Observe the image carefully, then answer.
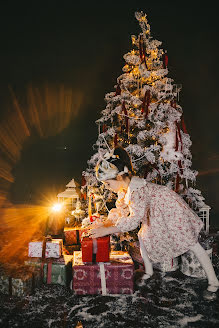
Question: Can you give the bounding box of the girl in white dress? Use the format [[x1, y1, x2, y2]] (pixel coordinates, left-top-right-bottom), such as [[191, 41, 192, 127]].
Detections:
[[89, 147, 219, 295]]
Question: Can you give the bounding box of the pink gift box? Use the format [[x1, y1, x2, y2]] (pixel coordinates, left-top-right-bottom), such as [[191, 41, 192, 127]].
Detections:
[[45, 239, 63, 258], [28, 241, 44, 258], [73, 251, 134, 295]]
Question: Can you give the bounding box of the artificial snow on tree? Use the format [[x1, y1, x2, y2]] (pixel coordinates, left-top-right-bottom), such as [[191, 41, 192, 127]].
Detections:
[[82, 11, 206, 245]]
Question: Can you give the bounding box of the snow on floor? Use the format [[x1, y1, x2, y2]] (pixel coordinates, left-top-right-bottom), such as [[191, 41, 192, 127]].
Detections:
[[1, 258, 219, 328]]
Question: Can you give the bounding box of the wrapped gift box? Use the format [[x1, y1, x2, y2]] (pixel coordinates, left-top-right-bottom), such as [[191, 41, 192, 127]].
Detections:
[[73, 251, 134, 295], [128, 241, 144, 267], [153, 257, 179, 272], [0, 270, 11, 295], [0, 265, 41, 296], [180, 248, 212, 278], [129, 241, 178, 272], [81, 236, 110, 263], [28, 241, 44, 257], [45, 239, 63, 258], [43, 255, 73, 287], [63, 245, 81, 255], [24, 258, 43, 268], [64, 227, 83, 245]]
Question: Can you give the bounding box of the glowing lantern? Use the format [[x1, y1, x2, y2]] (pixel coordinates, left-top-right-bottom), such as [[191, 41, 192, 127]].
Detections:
[[52, 203, 63, 212]]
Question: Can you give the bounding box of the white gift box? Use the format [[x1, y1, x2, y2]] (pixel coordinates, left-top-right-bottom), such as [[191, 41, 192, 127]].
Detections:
[[180, 248, 212, 278], [28, 241, 44, 258], [45, 239, 63, 258], [154, 257, 179, 272]]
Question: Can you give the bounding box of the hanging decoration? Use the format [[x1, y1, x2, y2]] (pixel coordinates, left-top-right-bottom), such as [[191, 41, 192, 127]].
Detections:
[[102, 124, 107, 133], [122, 102, 129, 133], [181, 115, 188, 134], [115, 82, 121, 96], [162, 51, 168, 68], [141, 90, 150, 118]]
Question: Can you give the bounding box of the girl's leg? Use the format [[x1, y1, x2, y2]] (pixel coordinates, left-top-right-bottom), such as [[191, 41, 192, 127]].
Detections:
[[138, 236, 153, 277], [190, 242, 219, 292]]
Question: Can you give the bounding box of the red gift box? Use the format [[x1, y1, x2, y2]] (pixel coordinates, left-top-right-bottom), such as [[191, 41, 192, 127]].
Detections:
[[64, 227, 82, 245], [81, 236, 110, 263], [73, 251, 134, 295]]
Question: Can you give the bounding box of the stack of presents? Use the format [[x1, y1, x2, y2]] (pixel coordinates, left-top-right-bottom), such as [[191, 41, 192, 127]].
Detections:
[[1, 223, 217, 297], [0, 226, 134, 296]]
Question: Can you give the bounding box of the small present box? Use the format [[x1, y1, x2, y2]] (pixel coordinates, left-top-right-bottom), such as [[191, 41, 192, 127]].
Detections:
[[180, 248, 212, 278], [63, 245, 81, 255], [0, 269, 11, 295], [81, 237, 110, 263], [153, 257, 179, 272], [73, 251, 134, 295], [64, 227, 82, 245], [0, 265, 41, 296], [28, 241, 44, 257], [24, 258, 43, 268], [43, 255, 73, 287], [129, 241, 178, 272], [45, 239, 63, 258]]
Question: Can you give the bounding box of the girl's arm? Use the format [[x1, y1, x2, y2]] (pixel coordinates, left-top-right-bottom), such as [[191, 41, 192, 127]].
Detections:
[[114, 188, 145, 232], [89, 188, 145, 238], [89, 225, 120, 238]]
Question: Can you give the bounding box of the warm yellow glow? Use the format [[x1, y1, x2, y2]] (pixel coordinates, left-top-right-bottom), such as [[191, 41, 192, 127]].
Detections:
[[132, 67, 139, 75], [52, 203, 63, 212], [0, 203, 51, 265], [140, 15, 147, 22], [151, 50, 158, 59]]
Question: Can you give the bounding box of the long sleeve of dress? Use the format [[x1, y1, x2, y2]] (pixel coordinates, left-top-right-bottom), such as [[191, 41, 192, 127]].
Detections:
[[107, 190, 130, 225], [115, 188, 146, 232]]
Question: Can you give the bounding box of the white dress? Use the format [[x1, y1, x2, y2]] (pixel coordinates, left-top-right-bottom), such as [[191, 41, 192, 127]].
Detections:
[[111, 176, 203, 263]]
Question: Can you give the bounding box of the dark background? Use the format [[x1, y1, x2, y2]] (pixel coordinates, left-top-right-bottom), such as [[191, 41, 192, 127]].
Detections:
[[0, 1, 218, 226]]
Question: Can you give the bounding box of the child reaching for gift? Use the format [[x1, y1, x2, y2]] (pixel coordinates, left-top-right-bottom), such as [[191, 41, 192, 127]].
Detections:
[[88, 146, 219, 296]]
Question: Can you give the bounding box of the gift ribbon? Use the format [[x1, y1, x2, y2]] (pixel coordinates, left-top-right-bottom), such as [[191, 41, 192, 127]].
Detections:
[[76, 230, 80, 245], [47, 261, 52, 284], [99, 262, 107, 295], [92, 238, 98, 263]]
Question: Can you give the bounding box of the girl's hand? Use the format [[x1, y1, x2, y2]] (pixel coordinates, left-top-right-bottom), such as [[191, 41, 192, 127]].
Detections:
[[88, 227, 109, 238], [88, 225, 121, 238]]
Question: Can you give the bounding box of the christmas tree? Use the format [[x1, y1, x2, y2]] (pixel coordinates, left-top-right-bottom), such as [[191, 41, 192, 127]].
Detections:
[[82, 11, 205, 223]]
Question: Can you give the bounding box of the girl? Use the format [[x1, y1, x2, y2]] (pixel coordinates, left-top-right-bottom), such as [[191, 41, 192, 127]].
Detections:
[[89, 146, 219, 294]]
